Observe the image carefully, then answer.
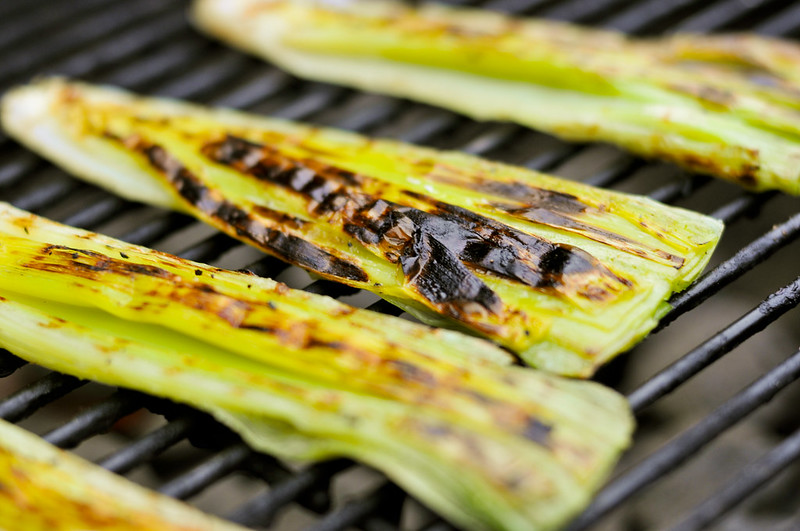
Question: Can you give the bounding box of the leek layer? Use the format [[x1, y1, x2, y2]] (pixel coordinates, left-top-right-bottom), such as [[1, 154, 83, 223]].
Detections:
[[0, 79, 723, 377], [193, 0, 800, 195], [0, 203, 634, 531], [0, 418, 245, 531]]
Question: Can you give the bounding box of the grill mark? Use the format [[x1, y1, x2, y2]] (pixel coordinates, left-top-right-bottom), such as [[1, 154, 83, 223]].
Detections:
[[496, 204, 685, 268], [427, 170, 589, 215], [424, 169, 684, 268], [142, 144, 368, 283], [203, 135, 631, 305], [40, 245, 179, 279]]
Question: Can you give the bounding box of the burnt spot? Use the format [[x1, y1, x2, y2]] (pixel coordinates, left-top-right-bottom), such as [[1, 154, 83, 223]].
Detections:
[[268, 231, 369, 282], [386, 359, 438, 386], [238, 324, 278, 333], [133, 139, 369, 283], [401, 232, 502, 315], [521, 417, 552, 446], [37, 245, 178, 279], [669, 83, 736, 108]]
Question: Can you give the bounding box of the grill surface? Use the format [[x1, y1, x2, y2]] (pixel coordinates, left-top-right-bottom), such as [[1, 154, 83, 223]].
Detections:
[[1, 0, 799, 529]]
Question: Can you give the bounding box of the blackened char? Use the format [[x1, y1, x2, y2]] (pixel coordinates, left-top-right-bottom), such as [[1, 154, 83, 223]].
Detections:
[[141, 144, 368, 283], [400, 231, 501, 315], [201, 135, 630, 309]]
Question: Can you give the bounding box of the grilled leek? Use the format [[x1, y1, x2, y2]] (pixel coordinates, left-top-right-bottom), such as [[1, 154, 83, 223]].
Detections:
[[0, 202, 634, 531], [1, 79, 723, 377], [0, 418, 245, 531], [193, 0, 800, 195]]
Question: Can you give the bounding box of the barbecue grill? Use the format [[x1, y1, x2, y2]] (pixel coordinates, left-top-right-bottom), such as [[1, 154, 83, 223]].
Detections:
[[1, 0, 799, 529]]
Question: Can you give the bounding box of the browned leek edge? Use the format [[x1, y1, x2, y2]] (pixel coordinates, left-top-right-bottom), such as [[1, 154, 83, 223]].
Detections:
[[0, 202, 634, 531]]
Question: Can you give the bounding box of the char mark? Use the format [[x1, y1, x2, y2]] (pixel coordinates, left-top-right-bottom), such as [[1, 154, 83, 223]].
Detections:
[[140, 144, 368, 283], [202, 135, 630, 305], [39, 245, 177, 279], [521, 417, 552, 446]]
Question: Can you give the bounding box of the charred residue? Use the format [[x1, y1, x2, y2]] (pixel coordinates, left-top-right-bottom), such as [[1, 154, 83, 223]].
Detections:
[[140, 143, 368, 283], [202, 135, 632, 314]]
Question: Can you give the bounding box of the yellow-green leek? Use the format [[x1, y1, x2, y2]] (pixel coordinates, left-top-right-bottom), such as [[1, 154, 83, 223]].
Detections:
[[194, 0, 800, 194], [0, 203, 633, 531], [1, 79, 723, 377], [0, 418, 245, 531]]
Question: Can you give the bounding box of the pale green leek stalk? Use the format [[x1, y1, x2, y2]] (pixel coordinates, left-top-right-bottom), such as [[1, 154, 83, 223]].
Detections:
[[0, 202, 633, 531], [0, 79, 723, 377], [192, 0, 800, 195], [0, 418, 245, 531]]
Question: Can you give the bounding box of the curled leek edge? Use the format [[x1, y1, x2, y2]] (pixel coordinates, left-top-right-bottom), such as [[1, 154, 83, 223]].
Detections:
[[0, 79, 723, 377], [192, 0, 800, 195], [0, 203, 634, 531], [0, 417, 245, 531]]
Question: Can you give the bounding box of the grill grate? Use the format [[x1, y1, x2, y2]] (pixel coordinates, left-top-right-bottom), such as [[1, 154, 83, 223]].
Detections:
[[1, 0, 799, 529]]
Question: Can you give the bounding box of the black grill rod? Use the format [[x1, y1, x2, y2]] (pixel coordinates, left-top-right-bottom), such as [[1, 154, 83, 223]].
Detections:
[[46, 10, 188, 83], [757, 2, 800, 36], [538, 0, 631, 24], [0, 0, 61, 22], [568, 347, 800, 531], [707, 191, 777, 225], [671, 424, 800, 531], [227, 459, 351, 527], [0, 0, 110, 60], [99, 415, 200, 474], [658, 212, 800, 329], [669, 0, 790, 33], [648, 175, 711, 204], [157, 442, 252, 500], [43, 390, 144, 448], [0, 0, 177, 89], [307, 482, 406, 531], [0, 15, 200, 167], [630, 276, 800, 413], [604, 0, 709, 33], [0, 372, 85, 423], [7, 170, 82, 212], [0, 2, 192, 151]]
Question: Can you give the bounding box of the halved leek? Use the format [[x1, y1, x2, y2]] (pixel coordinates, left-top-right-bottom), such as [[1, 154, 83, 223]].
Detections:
[[1, 79, 723, 377], [193, 0, 800, 195], [0, 418, 245, 531], [0, 202, 634, 531]]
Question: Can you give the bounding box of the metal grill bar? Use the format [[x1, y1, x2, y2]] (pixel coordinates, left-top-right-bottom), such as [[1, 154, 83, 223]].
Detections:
[[569, 348, 800, 529], [42, 391, 144, 448], [158, 443, 253, 500], [630, 277, 800, 412], [310, 483, 406, 531], [661, 213, 800, 328], [0, 373, 85, 423], [673, 425, 800, 531], [99, 416, 200, 474], [228, 460, 351, 527]]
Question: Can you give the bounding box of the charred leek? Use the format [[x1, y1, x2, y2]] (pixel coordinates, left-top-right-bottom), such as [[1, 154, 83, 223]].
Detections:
[[0, 203, 634, 531], [1, 79, 723, 377], [0, 418, 244, 531], [193, 0, 800, 195]]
